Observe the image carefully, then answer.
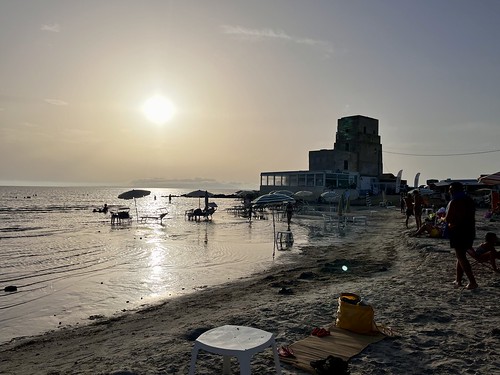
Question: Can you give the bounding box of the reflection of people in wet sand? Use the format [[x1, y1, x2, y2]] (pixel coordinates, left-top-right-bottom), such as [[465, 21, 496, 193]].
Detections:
[[445, 182, 478, 290], [470, 232, 500, 273]]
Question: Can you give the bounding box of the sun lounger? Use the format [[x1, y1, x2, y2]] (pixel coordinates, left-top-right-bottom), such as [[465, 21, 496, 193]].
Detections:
[[140, 208, 168, 224]]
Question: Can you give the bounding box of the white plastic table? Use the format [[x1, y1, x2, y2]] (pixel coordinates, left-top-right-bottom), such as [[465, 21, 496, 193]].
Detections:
[[188, 325, 281, 375]]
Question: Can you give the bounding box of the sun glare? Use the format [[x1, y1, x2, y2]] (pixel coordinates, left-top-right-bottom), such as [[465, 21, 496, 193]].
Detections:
[[142, 95, 175, 124]]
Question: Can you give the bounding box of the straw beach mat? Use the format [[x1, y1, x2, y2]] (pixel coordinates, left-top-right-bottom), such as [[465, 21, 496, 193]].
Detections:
[[280, 325, 385, 374]]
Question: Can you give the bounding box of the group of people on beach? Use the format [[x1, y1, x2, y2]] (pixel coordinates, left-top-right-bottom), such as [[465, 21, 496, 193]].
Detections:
[[407, 181, 500, 290]]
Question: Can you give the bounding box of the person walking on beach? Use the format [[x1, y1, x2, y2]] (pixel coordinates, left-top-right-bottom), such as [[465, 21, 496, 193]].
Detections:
[[445, 182, 478, 290], [404, 194, 414, 228], [413, 190, 424, 230]]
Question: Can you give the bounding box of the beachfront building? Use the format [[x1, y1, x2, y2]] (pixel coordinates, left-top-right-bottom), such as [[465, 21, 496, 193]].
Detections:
[[259, 115, 383, 199]]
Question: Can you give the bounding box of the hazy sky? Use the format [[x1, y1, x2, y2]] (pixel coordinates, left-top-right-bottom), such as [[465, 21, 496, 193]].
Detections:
[[1, 1, 500, 189]]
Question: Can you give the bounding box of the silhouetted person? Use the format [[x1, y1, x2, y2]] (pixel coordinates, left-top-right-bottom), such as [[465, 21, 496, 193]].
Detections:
[[445, 182, 477, 290]]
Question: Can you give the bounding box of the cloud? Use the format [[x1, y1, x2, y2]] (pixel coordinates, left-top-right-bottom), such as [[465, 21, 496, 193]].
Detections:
[[44, 99, 68, 106], [221, 25, 333, 56], [41, 23, 60, 32]]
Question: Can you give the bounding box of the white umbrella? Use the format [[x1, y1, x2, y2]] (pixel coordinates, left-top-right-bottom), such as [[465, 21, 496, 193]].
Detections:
[[252, 193, 295, 256], [118, 189, 151, 222], [321, 191, 340, 203], [252, 193, 295, 206], [271, 190, 294, 197], [294, 190, 313, 198]]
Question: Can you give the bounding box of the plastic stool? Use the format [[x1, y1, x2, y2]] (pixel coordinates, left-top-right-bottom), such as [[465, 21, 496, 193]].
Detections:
[[188, 325, 281, 375]]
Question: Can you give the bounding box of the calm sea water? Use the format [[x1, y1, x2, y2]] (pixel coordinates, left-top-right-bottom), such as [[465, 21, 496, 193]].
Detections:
[[0, 186, 348, 344]]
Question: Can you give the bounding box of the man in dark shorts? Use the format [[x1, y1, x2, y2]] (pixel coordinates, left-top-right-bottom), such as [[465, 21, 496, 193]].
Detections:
[[445, 182, 478, 289], [413, 190, 424, 230]]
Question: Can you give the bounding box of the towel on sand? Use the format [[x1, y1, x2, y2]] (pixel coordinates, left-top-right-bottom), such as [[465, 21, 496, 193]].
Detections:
[[280, 325, 385, 374]]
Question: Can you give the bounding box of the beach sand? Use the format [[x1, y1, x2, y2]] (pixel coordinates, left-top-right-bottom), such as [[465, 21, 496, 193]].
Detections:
[[1, 208, 499, 374]]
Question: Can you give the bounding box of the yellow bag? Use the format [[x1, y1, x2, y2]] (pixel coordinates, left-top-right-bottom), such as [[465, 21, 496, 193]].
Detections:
[[335, 293, 376, 334]]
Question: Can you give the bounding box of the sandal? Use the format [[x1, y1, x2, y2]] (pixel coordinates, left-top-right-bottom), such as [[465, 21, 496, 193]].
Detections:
[[278, 345, 295, 358], [314, 328, 331, 337]]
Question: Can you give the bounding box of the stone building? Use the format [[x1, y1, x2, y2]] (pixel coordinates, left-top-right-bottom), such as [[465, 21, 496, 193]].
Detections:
[[259, 115, 384, 197], [308, 115, 383, 177]]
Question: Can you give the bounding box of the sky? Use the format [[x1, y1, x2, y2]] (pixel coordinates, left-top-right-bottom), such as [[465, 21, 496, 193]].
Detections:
[[1, 1, 500, 189]]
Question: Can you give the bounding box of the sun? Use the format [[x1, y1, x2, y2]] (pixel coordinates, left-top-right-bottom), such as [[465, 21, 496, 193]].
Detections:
[[142, 95, 175, 124]]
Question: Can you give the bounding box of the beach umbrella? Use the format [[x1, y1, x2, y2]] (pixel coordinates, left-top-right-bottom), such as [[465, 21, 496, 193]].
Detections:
[[271, 190, 294, 197], [478, 172, 500, 186], [186, 189, 214, 207], [408, 188, 435, 196], [321, 190, 340, 212], [252, 193, 295, 257], [236, 190, 257, 197], [294, 190, 313, 198], [118, 189, 151, 222], [252, 193, 295, 206], [321, 191, 340, 203], [185, 189, 214, 198]]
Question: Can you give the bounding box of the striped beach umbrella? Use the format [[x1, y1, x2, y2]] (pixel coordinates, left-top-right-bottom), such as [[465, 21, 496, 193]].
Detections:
[[479, 172, 500, 186]]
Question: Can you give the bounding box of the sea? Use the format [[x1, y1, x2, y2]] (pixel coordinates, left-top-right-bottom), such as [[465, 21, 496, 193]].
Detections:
[[0, 186, 349, 345]]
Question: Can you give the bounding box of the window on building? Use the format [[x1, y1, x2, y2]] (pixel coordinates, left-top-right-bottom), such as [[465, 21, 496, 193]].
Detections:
[[298, 174, 306, 186], [282, 175, 289, 186], [344, 160, 348, 170], [345, 143, 349, 151], [275, 175, 282, 186], [307, 174, 315, 186], [315, 174, 324, 187]]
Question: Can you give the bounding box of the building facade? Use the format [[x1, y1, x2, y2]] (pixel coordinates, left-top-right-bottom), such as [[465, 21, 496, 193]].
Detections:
[[309, 115, 382, 177], [259, 115, 384, 198]]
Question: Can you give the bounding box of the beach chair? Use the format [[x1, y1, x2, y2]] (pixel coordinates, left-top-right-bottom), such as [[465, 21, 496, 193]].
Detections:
[[111, 207, 132, 224], [466, 248, 496, 272], [140, 208, 168, 224]]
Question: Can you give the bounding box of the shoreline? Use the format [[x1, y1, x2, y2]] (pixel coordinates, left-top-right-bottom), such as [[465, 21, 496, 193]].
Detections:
[[1, 208, 499, 374]]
